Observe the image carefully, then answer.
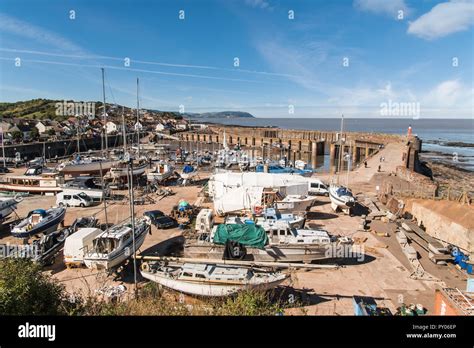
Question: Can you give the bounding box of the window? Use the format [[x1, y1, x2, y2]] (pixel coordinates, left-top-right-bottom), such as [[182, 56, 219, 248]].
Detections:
[[311, 183, 318, 188], [73, 195, 79, 199], [64, 195, 71, 200], [279, 230, 286, 236]]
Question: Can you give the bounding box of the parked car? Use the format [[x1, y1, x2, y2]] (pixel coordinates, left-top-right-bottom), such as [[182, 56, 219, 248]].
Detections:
[[57, 192, 93, 207], [307, 179, 329, 196], [153, 215, 177, 229], [143, 210, 165, 225]]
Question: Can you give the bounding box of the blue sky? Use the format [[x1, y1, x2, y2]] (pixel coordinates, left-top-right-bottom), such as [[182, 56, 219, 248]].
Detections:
[[0, 0, 473, 118]]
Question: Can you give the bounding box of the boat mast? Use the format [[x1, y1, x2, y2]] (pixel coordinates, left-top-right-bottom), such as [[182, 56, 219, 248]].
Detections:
[[76, 117, 81, 154], [101, 68, 108, 155], [127, 160, 138, 296], [1, 124, 5, 167], [136, 77, 140, 159], [121, 106, 127, 153], [337, 114, 344, 184]]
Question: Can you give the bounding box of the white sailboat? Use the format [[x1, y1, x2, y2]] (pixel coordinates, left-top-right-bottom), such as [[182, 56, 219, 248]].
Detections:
[[140, 261, 288, 297]]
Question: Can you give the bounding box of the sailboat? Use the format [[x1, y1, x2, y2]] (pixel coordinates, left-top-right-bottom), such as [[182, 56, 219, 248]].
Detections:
[[106, 79, 148, 180], [329, 115, 355, 214], [140, 261, 288, 297], [57, 68, 117, 176]]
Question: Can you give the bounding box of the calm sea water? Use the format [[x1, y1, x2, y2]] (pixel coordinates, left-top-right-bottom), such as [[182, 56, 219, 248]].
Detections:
[[190, 117, 474, 171]]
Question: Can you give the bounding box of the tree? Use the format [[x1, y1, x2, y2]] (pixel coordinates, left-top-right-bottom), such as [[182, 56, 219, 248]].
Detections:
[[11, 130, 23, 141], [0, 259, 64, 315], [30, 127, 39, 140]]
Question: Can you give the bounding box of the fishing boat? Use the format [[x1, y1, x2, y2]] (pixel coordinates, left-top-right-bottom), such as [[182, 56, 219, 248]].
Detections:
[[84, 217, 150, 270], [147, 162, 175, 183], [140, 261, 288, 297], [11, 207, 66, 239], [0, 198, 18, 222], [57, 155, 117, 175], [329, 185, 355, 213]]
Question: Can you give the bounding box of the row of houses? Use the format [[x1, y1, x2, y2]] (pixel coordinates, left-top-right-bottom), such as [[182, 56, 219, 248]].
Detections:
[[0, 113, 195, 143]]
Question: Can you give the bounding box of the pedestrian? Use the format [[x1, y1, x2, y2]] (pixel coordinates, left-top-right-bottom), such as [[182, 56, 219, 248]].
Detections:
[[378, 165, 381, 172], [364, 161, 367, 168]]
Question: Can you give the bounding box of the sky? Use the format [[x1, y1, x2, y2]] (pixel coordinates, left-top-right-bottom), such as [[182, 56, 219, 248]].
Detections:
[[0, 0, 473, 118]]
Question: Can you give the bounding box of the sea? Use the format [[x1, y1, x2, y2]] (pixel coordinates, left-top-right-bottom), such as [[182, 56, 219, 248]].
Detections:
[[190, 117, 474, 171]]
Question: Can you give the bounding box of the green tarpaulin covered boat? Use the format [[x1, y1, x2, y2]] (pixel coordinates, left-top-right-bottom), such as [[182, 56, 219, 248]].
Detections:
[[213, 224, 268, 249]]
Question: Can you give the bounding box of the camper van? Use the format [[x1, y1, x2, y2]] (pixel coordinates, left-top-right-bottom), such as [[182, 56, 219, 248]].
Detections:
[[195, 209, 214, 234], [307, 179, 329, 196], [63, 227, 103, 267], [56, 192, 92, 207]]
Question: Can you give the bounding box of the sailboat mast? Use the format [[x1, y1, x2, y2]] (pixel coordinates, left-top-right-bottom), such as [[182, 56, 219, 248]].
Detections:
[[127, 161, 138, 296], [338, 115, 344, 172], [101, 68, 108, 155], [136, 77, 140, 159], [121, 106, 127, 153]]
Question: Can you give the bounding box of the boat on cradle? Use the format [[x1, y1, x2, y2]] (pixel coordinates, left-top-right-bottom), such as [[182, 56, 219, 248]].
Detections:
[[0, 198, 18, 222], [11, 207, 66, 239], [57, 155, 117, 175], [9, 227, 71, 266], [84, 217, 150, 270], [147, 162, 175, 183], [180, 164, 197, 182], [0, 175, 62, 194], [329, 185, 355, 213], [106, 160, 148, 179], [140, 261, 288, 297], [184, 223, 350, 263]]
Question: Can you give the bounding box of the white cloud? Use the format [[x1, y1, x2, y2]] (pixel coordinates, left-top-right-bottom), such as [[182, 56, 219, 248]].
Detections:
[[0, 13, 85, 53], [422, 79, 473, 107], [245, 0, 273, 10], [407, 0, 474, 40], [354, 0, 410, 18]]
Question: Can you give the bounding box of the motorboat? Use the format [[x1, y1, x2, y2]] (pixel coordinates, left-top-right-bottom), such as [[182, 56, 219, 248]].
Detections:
[[84, 217, 150, 270], [0, 174, 61, 194], [11, 207, 66, 238], [140, 261, 288, 297], [147, 162, 175, 183], [329, 185, 355, 213], [106, 160, 148, 179], [0, 198, 18, 222], [185, 223, 351, 263], [255, 164, 313, 177]]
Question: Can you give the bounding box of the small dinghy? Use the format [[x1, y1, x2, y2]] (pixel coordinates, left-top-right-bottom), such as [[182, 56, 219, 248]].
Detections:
[[140, 261, 288, 297], [11, 207, 66, 238], [84, 217, 150, 270]]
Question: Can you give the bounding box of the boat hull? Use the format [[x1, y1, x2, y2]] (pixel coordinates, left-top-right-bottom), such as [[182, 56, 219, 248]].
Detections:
[[107, 163, 148, 179], [84, 224, 148, 270], [184, 243, 331, 263], [11, 208, 66, 239], [140, 269, 287, 297], [59, 160, 117, 175]]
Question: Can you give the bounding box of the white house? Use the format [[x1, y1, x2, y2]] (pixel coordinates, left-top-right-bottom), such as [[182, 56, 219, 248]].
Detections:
[[35, 120, 54, 134], [155, 123, 165, 131], [105, 121, 118, 134]]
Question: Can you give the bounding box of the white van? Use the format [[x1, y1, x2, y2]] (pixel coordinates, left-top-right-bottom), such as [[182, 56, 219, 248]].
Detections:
[[57, 192, 92, 207], [63, 227, 103, 267], [307, 179, 329, 196]]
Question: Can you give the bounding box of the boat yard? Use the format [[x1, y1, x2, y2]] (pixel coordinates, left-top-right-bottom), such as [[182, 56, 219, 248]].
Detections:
[[0, 127, 471, 315]]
